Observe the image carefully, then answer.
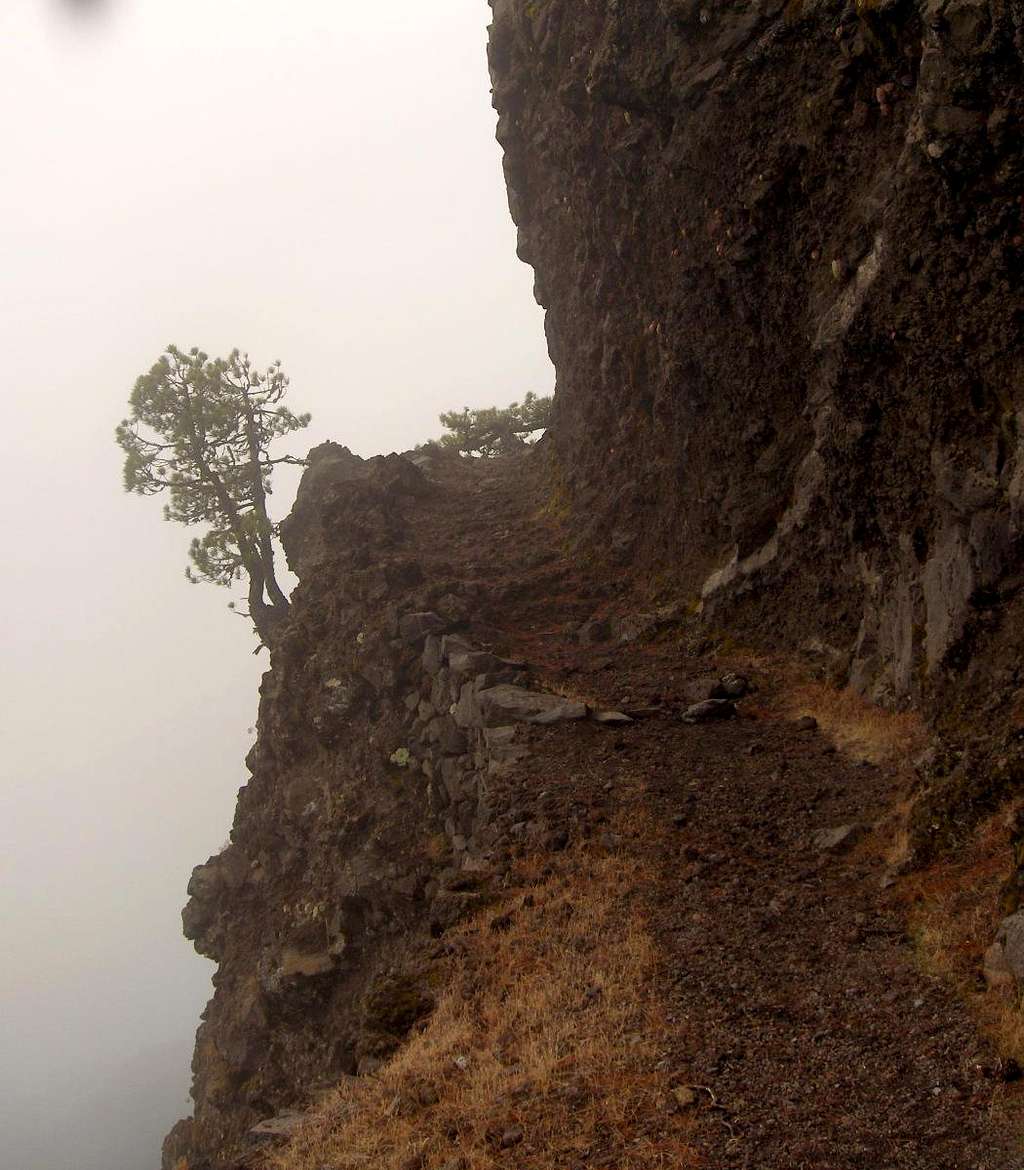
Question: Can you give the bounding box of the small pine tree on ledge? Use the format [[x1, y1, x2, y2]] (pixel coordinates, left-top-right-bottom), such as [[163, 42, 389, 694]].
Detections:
[[436, 392, 552, 457], [115, 345, 310, 644]]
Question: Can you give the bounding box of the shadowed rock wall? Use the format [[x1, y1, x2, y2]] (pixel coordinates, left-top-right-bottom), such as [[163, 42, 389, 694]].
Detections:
[[489, 0, 1024, 706]]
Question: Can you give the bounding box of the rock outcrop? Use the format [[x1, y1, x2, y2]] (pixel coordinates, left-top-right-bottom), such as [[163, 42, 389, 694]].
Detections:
[[163, 442, 1022, 1169], [163, 449, 604, 1170]]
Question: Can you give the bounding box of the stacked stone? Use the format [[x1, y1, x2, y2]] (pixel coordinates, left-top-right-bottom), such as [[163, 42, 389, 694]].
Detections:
[[397, 613, 586, 860]]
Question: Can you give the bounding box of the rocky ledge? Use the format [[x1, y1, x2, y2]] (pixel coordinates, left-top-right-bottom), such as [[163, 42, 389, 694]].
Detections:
[[163, 448, 633, 1170]]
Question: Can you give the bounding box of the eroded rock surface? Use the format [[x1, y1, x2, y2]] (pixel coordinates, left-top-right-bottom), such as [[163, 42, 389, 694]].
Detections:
[[488, 0, 1024, 709]]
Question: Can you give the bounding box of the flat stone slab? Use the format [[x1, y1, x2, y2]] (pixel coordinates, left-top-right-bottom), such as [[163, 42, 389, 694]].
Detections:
[[477, 684, 587, 727], [623, 705, 664, 719]]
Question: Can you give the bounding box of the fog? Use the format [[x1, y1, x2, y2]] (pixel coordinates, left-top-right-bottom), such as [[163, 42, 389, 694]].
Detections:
[[0, 2, 550, 1167]]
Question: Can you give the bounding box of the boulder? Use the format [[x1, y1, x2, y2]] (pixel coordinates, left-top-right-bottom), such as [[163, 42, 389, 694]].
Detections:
[[682, 699, 736, 723], [592, 709, 634, 725], [614, 604, 684, 642], [682, 675, 722, 703], [672, 1085, 698, 1110], [441, 633, 474, 660], [984, 938, 1016, 992], [477, 684, 587, 726], [475, 668, 529, 690], [422, 634, 444, 675], [483, 724, 529, 765], [500, 1125, 525, 1149], [439, 722, 469, 756], [613, 612, 659, 642], [577, 618, 612, 644], [709, 672, 750, 700], [452, 681, 482, 729], [431, 669, 453, 712], [448, 649, 526, 678]]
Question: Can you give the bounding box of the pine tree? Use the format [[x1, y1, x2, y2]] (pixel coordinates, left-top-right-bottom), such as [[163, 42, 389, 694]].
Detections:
[[116, 345, 310, 642], [438, 392, 552, 457]]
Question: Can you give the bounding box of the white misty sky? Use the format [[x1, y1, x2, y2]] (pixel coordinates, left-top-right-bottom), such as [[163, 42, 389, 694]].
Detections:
[[0, 2, 550, 1168]]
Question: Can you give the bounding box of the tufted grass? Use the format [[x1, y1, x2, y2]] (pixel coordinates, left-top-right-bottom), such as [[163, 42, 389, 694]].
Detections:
[[263, 849, 696, 1170]]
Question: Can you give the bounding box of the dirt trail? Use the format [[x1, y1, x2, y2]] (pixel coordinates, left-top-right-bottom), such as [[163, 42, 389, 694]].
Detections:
[[397, 451, 1021, 1170]]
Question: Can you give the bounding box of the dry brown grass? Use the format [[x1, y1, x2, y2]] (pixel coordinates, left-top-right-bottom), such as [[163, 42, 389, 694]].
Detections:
[[773, 678, 927, 766], [265, 850, 695, 1170], [902, 802, 1024, 1065], [879, 797, 916, 871], [708, 644, 928, 768]]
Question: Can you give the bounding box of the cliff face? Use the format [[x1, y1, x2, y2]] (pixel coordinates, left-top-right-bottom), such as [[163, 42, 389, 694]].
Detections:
[[163, 448, 444, 1168], [162, 448, 597, 1170], [489, 0, 1024, 709], [163, 6, 1024, 1164]]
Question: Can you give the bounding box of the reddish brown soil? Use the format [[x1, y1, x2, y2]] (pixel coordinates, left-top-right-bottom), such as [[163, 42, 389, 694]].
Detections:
[[399, 450, 1022, 1170]]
